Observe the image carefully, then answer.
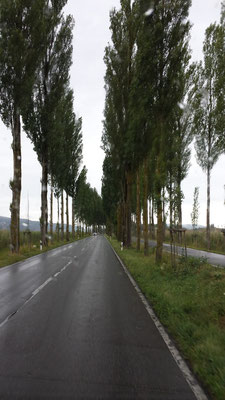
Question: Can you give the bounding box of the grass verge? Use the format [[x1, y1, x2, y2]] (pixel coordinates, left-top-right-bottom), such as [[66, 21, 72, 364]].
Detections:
[[108, 237, 225, 400], [0, 234, 90, 269], [163, 229, 225, 255]]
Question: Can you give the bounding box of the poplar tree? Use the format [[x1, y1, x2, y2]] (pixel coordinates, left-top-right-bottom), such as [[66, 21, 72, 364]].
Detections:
[[102, 0, 139, 247], [167, 103, 192, 229], [57, 90, 82, 241], [74, 166, 88, 227], [74, 168, 105, 230], [190, 23, 223, 250], [133, 0, 191, 262], [191, 187, 199, 231], [101, 155, 120, 235], [215, 3, 225, 152], [23, 2, 74, 246], [0, 0, 45, 252]]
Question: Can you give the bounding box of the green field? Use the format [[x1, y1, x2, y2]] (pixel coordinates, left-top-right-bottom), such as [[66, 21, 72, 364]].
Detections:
[[163, 228, 225, 255], [0, 230, 89, 269], [109, 237, 225, 400]]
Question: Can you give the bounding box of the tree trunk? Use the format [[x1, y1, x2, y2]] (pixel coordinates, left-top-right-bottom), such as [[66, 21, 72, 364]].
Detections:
[[10, 110, 21, 254], [41, 158, 48, 247], [149, 197, 153, 239], [125, 170, 132, 248], [50, 180, 53, 242], [136, 169, 141, 251], [72, 197, 75, 239], [169, 175, 173, 229], [143, 159, 148, 256], [178, 198, 182, 228], [156, 156, 163, 264], [57, 196, 60, 241], [66, 192, 69, 241], [151, 198, 155, 239], [61, 190, 64, 241], [162, 187, 166, 239], [122, 199, 126, 246], [117, 204, 122, 242], [156, 188, 163, 264], [177, 167, 182, 228], [206, 166, 211, 250]]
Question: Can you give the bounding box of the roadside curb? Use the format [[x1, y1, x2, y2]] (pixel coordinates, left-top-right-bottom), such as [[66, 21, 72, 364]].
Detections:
[[106, 237, 209, 400]]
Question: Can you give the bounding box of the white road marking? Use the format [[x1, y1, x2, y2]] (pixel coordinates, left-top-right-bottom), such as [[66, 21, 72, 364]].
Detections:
[[31, 277, 53, 297], [0, 314, 14, 328], [0, 261, 72, 329], [108, 239, 208, 400]]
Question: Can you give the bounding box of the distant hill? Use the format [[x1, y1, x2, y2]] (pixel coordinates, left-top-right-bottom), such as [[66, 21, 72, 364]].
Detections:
[[0, 216, 41, 231], [0, 216, 205, 232], [183, 224, 205, 230], [0, 216, 71, 232]]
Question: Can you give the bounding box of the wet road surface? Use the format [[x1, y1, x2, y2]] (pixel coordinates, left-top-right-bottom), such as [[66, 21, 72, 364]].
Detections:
[[161, 242, 225, 267], [136, 237, 225, 267], [0, 236, 204, 399]]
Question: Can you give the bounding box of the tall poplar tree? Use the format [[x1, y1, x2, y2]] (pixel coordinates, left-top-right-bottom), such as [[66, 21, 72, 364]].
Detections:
[[53, 88, 82, 240], [23, 2, 74, 246], [215, 3, 225, 152], [190, 23, 223, 250], [167, 103, 192, 229], [102, 0, 139, 247], [101, 154, 119, 235], [0, 0, 46, 252], [133, 0, 191, 262]]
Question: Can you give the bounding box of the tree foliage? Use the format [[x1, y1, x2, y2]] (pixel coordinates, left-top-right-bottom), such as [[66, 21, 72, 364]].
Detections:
[[23, 2, 74, 245], [191, 187, 199, 231], [189, 20, 224, 249], [75, 167, 105, 228], [102, 0, 192, 262], [0, 0, 48, 252]]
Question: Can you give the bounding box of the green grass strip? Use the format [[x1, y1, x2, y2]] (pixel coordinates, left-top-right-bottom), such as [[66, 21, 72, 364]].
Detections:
[[109, 237, 225, 400], [0, 234, 90, 269]]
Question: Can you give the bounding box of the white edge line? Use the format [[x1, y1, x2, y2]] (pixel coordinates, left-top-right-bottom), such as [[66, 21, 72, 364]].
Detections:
[[0, 261, 72, 329], [107, 239, 208, 400]]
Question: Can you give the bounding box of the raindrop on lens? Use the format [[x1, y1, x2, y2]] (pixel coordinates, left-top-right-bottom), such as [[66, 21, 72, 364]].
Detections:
[[144, 8, 154, 16], [178, 102, 184, 109]]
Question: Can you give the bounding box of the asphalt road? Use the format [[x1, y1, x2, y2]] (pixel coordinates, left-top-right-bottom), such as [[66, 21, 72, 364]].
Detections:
[[0, 236, 204, 399], [136, 237, 225, 267], [161, 241, 225, 267]]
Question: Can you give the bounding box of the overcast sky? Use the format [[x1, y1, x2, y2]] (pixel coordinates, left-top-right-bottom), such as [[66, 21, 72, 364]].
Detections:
[[0, 0, 224, 227]]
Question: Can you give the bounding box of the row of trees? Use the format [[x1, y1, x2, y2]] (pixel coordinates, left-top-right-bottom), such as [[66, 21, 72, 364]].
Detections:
[[51, 165, 105, 242], [74, 167, 105, 232], [101, 0, 224, 261], [0, 0, 105, 253]]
